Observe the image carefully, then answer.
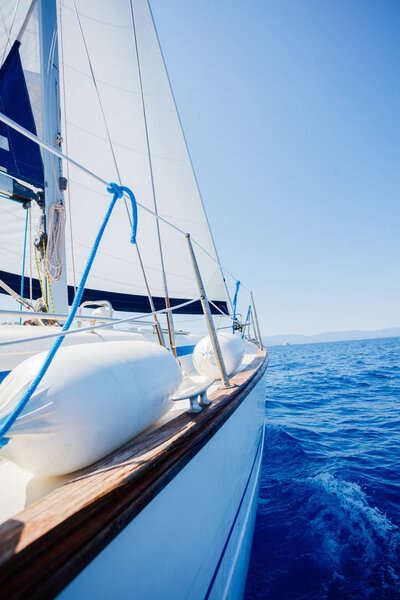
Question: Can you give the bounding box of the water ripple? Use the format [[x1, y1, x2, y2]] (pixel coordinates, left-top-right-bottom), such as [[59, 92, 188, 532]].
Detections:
[[246, 337, 400, 599]]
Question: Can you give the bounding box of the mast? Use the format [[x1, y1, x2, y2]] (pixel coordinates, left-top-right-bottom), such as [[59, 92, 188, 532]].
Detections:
[[38, 0, 68, 314]]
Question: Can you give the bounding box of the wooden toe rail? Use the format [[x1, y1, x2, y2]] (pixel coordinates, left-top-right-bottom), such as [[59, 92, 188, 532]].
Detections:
[[0, 349, 268, 599]]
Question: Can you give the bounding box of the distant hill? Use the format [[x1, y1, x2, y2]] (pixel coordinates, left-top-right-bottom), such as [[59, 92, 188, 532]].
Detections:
[[263, 327, 400, 347]]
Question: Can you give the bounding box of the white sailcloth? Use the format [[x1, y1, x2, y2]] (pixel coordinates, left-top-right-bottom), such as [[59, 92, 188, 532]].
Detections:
[[0, 0, 229, 313], [59, 0, 228, 311]]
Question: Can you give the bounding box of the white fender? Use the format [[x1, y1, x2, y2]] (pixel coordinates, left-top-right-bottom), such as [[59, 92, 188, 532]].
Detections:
[[0, 341, 181, 476], [192, 332, 244, 379]]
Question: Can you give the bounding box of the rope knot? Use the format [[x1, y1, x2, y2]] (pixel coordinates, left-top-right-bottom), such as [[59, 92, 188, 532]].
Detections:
[[106, 183, 138, 244], [107, 182, 124, 199]]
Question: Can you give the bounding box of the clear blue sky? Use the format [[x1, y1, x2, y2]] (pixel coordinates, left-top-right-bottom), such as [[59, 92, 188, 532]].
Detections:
[[150, 0, 400, 336]]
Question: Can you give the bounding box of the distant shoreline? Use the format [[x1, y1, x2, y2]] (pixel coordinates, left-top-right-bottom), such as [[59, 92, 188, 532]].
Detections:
[[263, 328, 400, 347]]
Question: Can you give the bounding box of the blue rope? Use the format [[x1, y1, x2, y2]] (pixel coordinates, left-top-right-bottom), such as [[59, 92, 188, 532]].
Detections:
[[19, 208, 29, 324], [242, 304, 251, 339], [232, 280, 240, 334], [0, 193, 22, 203], [0, 183, 137, 448]]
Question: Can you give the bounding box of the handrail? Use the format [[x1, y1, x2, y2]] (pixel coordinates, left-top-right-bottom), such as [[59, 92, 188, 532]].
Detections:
[[0, 181, 203, 450], [0, 184, 137, 446], [77, 300, 112, 327], [0, 308, 118, 323], [0, 297, 200, 348]]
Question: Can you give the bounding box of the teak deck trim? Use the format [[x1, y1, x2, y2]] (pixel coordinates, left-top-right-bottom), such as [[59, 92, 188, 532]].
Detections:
[[0, 349, 268, 599]]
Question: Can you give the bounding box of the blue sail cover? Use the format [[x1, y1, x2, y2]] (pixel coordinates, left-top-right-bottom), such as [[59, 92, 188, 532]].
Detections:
[[0, 41, 44, 189]]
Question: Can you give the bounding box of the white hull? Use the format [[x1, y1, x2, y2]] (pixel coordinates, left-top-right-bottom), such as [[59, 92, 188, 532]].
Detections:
[[58, 376, 266, 600]]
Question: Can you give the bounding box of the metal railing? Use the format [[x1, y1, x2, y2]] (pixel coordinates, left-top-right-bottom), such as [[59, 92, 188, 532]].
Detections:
[[0, 298, 200, 348], [0, 110, 264, 382]]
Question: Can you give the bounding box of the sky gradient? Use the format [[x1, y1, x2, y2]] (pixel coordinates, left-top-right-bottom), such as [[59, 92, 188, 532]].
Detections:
[[150, 0, 400, 335]]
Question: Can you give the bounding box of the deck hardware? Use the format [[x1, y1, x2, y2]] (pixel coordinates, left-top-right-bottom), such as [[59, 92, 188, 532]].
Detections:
[[251, 292, 263, 350], [188, 396, 202, 414], [198, 391, 211, 407], [186, 233, 230, 388], [171, 375, 215, 414]]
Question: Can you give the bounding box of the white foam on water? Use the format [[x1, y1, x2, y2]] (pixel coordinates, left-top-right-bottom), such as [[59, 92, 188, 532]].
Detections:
[[305, 472, 400, 592]]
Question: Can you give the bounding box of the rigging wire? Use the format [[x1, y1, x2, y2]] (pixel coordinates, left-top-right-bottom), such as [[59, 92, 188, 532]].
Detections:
[[70, 0, 122, 185], [209, 299, 232, 319], [69, 0, 165, 346], [0, 296, 200, 349], [0, 0, 20, 65], [58, 0, 77, 293], [129, 0, 176, 356], [145, 0, 234, 313], [0, 182, 136, 446], [0, 112, 251, 294]]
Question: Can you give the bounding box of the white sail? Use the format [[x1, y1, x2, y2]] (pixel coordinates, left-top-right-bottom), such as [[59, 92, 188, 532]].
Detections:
[[59, 0, 229, 313], [0, 0, 229, 314], [0, 0, 42, 296], [0, 0, 42, 138]]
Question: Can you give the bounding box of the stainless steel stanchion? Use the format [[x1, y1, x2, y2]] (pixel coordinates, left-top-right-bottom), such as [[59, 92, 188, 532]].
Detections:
[[186, 234, 230, 387]]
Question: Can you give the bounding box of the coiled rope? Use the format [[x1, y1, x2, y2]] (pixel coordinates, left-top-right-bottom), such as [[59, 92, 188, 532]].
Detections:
[[34, 244, 49, 313], [0, 183, 137, 448], [46, 202, 65, 282], [42, 239, 55, 314]]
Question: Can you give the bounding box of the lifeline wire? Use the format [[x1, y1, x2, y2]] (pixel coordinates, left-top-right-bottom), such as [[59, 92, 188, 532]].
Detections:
[[0, 296, 200, 348], [144, 0, 234, 310], [129, 0, 176, 352], [0, 111, 249, 293], [0, 183, 137, 448], [68, 0, 168, 340]]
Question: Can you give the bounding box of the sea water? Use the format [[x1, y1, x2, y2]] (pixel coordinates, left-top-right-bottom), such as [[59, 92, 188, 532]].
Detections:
[[245, 337, 400, 600]]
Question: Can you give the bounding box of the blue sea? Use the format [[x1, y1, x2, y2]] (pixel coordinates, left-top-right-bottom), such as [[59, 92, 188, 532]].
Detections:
[[245, 337, 400, 600]]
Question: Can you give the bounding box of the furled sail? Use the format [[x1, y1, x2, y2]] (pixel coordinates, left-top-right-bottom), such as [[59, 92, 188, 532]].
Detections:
[[0, 40, 43, 189], [59, 0, 229, 314], [0, 0, 43, 188], [0, 0, 229, 315], [0, 0, 43, 297]]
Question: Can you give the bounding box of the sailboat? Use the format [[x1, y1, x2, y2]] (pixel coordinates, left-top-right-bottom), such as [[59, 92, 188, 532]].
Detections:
[[0, 1, 268, 598]]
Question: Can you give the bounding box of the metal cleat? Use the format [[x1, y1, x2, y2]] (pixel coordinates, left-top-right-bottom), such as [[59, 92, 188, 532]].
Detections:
[[171, 375, 215, 415]]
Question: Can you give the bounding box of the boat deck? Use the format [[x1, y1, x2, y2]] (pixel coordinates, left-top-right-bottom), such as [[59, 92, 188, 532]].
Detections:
[[0, 348, 267, 599]]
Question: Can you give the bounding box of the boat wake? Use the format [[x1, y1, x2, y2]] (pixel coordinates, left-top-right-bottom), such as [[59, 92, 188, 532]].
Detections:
[[246, 425, 400, 600]]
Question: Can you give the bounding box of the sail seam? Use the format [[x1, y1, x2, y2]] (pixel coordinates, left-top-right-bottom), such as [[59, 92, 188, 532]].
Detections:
[[0, 182, 138, 446], [67, 0, 165, 338], [129, 0, 176, 354], [145, 0, 234, 311], [0, 110, 250, 292]]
